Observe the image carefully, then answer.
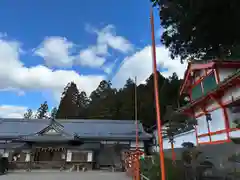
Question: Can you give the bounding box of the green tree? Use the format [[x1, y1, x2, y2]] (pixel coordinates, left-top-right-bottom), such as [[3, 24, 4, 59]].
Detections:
[[56, 82, 80, 119], [54, 71, 185, 130], [36, 101, 49, 119], [117, 78, 136, 120], [50, 107, 58, 119], [140, 154, 185, 180], [151, 0, 240, 61], [87, 80, 117, 119], [138, 72, 167, 128], [23, 109, 33, 119], [77, 91, 90, 118]]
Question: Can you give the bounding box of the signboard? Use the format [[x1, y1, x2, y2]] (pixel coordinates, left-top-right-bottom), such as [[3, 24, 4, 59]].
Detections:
[[87, 152, 93, 162], [101, 141, 130, 145], [66, 150, 72, 162], [25, 154, 30, 162]]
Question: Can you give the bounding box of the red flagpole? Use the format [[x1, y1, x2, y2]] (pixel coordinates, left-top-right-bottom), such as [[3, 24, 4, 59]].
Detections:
[[150, 6, 166, 180], [135, 76, 140, 180]]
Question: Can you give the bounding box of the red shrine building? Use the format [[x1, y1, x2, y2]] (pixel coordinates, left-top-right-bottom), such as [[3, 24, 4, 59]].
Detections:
[[178, 60, 240, 145]]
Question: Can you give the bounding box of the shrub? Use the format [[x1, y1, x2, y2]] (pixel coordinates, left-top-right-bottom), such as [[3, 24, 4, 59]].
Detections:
[[140, 154, 185, 180]]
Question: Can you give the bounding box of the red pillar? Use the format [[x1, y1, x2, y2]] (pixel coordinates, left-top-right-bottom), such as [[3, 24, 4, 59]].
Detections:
[[150, 6, 166, 180]]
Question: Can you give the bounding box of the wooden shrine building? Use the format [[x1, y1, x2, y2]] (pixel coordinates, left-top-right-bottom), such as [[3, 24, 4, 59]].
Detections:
[[0, 118, 151, 171], [178, 60, 240, 145]]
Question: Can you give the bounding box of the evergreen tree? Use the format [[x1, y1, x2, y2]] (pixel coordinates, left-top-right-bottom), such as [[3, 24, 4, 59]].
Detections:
[[36, 101, 49, 119], [117, 78, 136, 120], [51, 70, 186, 130], [23, 109, 33, 119], [56, 82, 80, 119], [51, 107, 58, 119], [77, 91, 90, 118], [87, 80, 116, 119]]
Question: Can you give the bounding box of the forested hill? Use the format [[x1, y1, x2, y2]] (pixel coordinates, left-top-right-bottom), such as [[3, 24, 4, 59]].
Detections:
[[24, 71, 187, 130]]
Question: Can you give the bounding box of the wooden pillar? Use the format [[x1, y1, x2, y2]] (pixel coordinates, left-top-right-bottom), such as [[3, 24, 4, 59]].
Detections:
[[194, 125, 199, 146], [200, 105, 212, 142], [190, 108, 199, 146], [206, 118, 212, 142], [62, 148, 67, 170], [212, 66, 230, 140]]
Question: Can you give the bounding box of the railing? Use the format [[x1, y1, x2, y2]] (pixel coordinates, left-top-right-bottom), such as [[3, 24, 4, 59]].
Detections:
[[124, 149, 144, 180], [9, 160, 93, 171], [140, 173, 150, 180]]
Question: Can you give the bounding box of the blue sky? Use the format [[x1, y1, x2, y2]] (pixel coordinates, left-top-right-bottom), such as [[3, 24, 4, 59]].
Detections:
[[0, 0, 186, 118]]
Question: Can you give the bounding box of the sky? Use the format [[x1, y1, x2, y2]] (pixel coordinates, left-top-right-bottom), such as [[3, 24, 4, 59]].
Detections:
[[0, 0, 187, 118]]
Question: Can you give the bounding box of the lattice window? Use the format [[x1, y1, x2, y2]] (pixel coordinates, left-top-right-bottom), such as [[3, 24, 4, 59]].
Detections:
[[191, 83, 203, 100], [202, 73, 217, 94]]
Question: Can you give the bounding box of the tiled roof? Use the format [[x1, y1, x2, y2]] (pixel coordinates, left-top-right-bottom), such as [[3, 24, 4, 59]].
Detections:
[[0, 118, 50, 137], [0, 142, 29, 149], [0, 119, 152, 141]]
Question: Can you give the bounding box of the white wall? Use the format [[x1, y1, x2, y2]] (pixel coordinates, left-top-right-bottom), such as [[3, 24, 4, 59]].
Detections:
[[218, 68, 237, 82], [227, 107, 240, 128], [196, 107, 229, 143], [197, 116, 209, 135], [130, 141, 144, 148], [230, 129, 240, 138], [211, 133, 228, 141], [222, 86, 240, 103], [153, 129, 197, 150], [209, 108, 226, 132]]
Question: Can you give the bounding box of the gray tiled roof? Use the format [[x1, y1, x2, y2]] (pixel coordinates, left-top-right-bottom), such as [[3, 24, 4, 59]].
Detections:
[[0, 142, 29, 149], [0, 118, 152, 141], [0, 118, 50, 137], [61, 119, 150, 140]]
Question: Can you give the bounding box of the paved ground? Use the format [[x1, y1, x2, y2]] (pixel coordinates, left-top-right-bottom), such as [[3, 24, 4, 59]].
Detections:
[[0, 171, 131, 180]]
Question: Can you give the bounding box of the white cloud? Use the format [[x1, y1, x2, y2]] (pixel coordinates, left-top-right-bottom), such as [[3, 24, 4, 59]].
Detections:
[[0, 105, 57, 118], [75, 25, 133, 69], [112, 45, 187, 88], [0, 37, 104, 101], [77, 47, 106, 68], [34, 25, 133, 71], [0, 25, 188, 119], [0, 105, 27, 118], [96, 25, 134, 53], [34, 36, 75, 67]]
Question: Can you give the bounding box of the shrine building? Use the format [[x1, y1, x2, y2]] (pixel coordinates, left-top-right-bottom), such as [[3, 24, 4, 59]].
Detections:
[[178, 60, 240, 145], [0, 118, 151, 171]]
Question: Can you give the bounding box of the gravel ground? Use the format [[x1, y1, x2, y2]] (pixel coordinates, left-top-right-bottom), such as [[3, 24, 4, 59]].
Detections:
[[0, 171, 131, 180]]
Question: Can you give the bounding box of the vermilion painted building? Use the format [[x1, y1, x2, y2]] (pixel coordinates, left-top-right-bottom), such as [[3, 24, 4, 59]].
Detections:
[[178, 60, 240, 145]]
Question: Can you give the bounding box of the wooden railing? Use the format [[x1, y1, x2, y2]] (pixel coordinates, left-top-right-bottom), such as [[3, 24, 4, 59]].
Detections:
[[140, 173, 150, 180]]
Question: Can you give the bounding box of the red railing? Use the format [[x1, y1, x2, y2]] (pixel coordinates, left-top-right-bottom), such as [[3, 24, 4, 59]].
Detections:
[[124, 149, 144, 180]]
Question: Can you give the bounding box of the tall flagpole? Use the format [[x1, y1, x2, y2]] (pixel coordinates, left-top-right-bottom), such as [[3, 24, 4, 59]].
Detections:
[[150, 6, 166, 180], [135, 76, 138, 149], [135, 76, 140, 180]]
